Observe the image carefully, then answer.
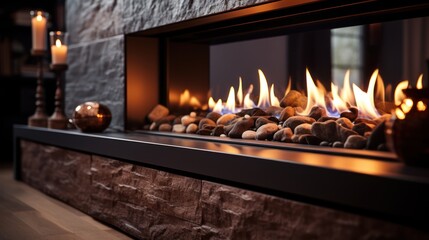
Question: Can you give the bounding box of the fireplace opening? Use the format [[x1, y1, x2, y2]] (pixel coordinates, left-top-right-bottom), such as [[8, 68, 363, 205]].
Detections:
[[125, 1, 429, 161]]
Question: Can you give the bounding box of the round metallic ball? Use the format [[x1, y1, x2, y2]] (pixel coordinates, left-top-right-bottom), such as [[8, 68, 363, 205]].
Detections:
[[72, 102, 112, 132]]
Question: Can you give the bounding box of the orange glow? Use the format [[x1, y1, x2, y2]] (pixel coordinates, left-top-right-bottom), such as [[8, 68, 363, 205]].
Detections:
[[352, 83, 380, 119], [375, 74, 385, 106], [417, 74, 423, 89], [213, 99, 223, 114], [257, 69, 271, 108], [237, 77, 243, 106], [270, 84, 280, 107], [394, 80, 409, 106], [417, 101, 427, 111], [395, 108, 405, 120], [225, 87, 236, 113], [400, 98, 413, 114], [331, 82, 348, 113], [179, 89, 201, 108], [285, 77, 291, 97], [243, 84, 255, 109], [208, 97, 216, 109], [340, 70, 355, 106], [299, 68, 327, 115]]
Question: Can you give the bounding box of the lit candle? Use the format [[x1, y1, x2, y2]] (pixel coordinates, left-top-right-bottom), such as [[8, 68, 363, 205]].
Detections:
[[51, 39, 68, 64], [31, 11, 48, 51]]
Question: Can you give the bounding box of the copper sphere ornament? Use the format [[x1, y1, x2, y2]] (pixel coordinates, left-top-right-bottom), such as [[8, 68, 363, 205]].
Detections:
[[72, 102, 112, 132]]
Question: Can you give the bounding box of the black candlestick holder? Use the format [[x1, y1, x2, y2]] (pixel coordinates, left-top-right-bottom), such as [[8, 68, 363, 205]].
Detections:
[[28, 49, 48, 127], [48, 64, 68, 129]]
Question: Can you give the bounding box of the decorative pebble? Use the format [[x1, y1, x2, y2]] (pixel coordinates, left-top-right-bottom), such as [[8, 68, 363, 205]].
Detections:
[[186, 123, 198, 133], [196, 129, 212, 135], [280, 90, 307, 108], [242, 130, 257, 139], [320, 141, 331, 146], [294, 123, 312, 135], [256, 123, 279, 140], [172, 124, 186, 133], [336, 117, 354, 129], [332, 141, 344, 148], [212, 125, 225, 136], [181, 115, 196, 126], [318, 116, 338, 122], [308, 106, 327, 120], [352, 122, 373, 136], [255, 117, 274, 129], [337, 124, 358, 142], [279, 106, 295, 122], [303, 135, 322, 145], [236, 108, 267, 117], [366, 121, 386, 150], [148, 104, 169, 122], [198, 118, 216, 129], [273, 128, 293, 142], [220, 134, 227, 138], [190, 112, 197, 118], [217, 113, 237, 125], [265, 106, 283, 116], [159, 123, 172, 132], [311, 120, 339, 142], [228, 118, 255, 138], [344, 135, 367, 149], [283, 116, 316, 131], [340, 107, 358, 122], [206, 112, 222, 122]]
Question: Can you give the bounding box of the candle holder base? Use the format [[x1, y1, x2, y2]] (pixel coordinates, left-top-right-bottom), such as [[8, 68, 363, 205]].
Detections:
[[48, 113, 68, 129], [28, 113, 48, 127]]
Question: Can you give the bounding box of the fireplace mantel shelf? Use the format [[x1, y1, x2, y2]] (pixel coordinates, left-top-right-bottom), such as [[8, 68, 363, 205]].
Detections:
[[13, 124, 429, 228]]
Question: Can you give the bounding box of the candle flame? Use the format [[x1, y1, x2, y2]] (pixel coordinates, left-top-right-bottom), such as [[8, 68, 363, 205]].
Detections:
[[417, 74, 423, 89], [55, 39, 62, 47], [237, 77, 243, 106]]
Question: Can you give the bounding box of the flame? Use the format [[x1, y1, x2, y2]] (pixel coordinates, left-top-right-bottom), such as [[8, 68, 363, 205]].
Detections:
[[394, 80, 409, 106], [257, 69, 271, 108], [179, 89, 201, 108], [225, 87, 236, 113], [213, 99, 223, 113], [36, 12, 43, 21], [270, 84, 280, 107], [285, 77, 291, 96], [244, 84, 255, 109], [340, 70, 355, 106], [299, 68, 326, 115], [367, 69, 379, 110], [331, 82, 348, 113], [375, 74, 385, 106], [352, 84, 380, 119], [208, 97, 216, 109], [237, 77, 243, 106], [401, 98, 413, 114], [417, 101, 427, 111], [55, 39, 62, 47], [417, 74, 423, 89], [395, 108, 405, 120]]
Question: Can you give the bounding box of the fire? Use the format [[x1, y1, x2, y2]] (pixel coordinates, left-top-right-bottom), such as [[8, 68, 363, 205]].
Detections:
[[207, 67, 424, 122], [180, 89, 201, 108]]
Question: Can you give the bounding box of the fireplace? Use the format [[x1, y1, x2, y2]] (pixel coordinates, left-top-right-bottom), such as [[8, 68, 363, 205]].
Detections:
[[125, 0, 429, 160]]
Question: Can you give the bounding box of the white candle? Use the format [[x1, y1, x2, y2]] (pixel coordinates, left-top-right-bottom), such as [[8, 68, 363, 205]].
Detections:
[[51, 39, 68, 64], [31, 12, 47, 50]]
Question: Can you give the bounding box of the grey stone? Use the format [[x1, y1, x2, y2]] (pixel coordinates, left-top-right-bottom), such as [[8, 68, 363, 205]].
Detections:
[[228, 118, 254, 138], [273, 128, 293, 142], [344, 135, 367, 149], [65, 36, 124, 131], [242, 130, 257, 139], [336, 117, 354, 129], [332, 141, 344, 148], [255, 123, 279, 140], [255, 117, 274, 129], [311, 120, 339, 142], [294, 123, 312, 135], [340, 107, 358, 122], [159, 123, 173, 132], [283, 116, 316, 132], [352, 122, 374, 136]]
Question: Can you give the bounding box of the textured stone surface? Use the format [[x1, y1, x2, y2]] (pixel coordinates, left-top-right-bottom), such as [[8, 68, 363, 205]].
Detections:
[[90, 155, 201, 239], [123, 0, 270, 34], [66, 0, 124, 44], [200, 181, 428, 240], [65, 35, 124, 131], [20, 141, 429, 239], [20, 140, 92, 213]]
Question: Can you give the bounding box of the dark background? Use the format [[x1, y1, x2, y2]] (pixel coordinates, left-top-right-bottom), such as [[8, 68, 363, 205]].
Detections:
[[0, 0, 64, 165]]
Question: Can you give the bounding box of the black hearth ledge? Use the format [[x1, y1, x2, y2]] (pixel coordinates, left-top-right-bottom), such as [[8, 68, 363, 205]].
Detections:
[[13, 124, 429, 230]]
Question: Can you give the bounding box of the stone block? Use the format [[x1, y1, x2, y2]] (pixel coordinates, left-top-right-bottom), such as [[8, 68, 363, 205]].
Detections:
[[20, 140, 92, 213], [66, 0, 124, 44], [65, 35, 124, 131]]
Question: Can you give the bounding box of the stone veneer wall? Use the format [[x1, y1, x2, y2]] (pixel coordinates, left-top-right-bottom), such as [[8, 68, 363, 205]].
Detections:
[[65, 0, 270, 131], [20, 140, 428, 240]]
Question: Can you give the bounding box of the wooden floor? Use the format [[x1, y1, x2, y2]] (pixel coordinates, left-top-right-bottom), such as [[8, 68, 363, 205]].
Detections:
[[0, 163, 133, 240]]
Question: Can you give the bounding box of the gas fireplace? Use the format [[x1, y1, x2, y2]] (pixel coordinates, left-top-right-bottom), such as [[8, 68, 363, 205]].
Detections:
[[125, 0, 429, 161]]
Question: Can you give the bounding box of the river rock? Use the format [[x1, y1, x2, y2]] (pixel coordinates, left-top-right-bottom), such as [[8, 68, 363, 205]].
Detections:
[[300, 134, 322, 145], [366, 121, 386, 150], [265, 106, 283, 116], [308, 106, 327, 120], [283, 116, 316, 131], [354, 118, 377, 125], [206, 112, 222, 122], [255, 117, 274, 129], [224, 124, 234, 135], [273, 128, 293, 142], [236, 108, 267, 117], [320, 141, 331, 147], [280, 90, 307, 108], [198, 118, 216, 129], [311, 120, 339, 142], [242, 130, 257, 139], [186, 123, 198, 133], [228, 118, 254, 138], [212, 125, 225, 136], [352, 122, 373, 136], [196, 129, 212, 135], [216, 113, 237, 125], [294, 123, 312, 135], [340, 107, 358, 122], [148, 104, 169, 122], [332, 141, 344, 148], [172, 124, 186, 133], [181, 115, 197, 126], [337, 124, 359, 142], [279, 107, 295, 122], [318, 116, 338, 122], [256, 123, 279, 140], [344, 135, 367, 149], [159, 123, 172, 132], [336, 117, 354, 129]]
